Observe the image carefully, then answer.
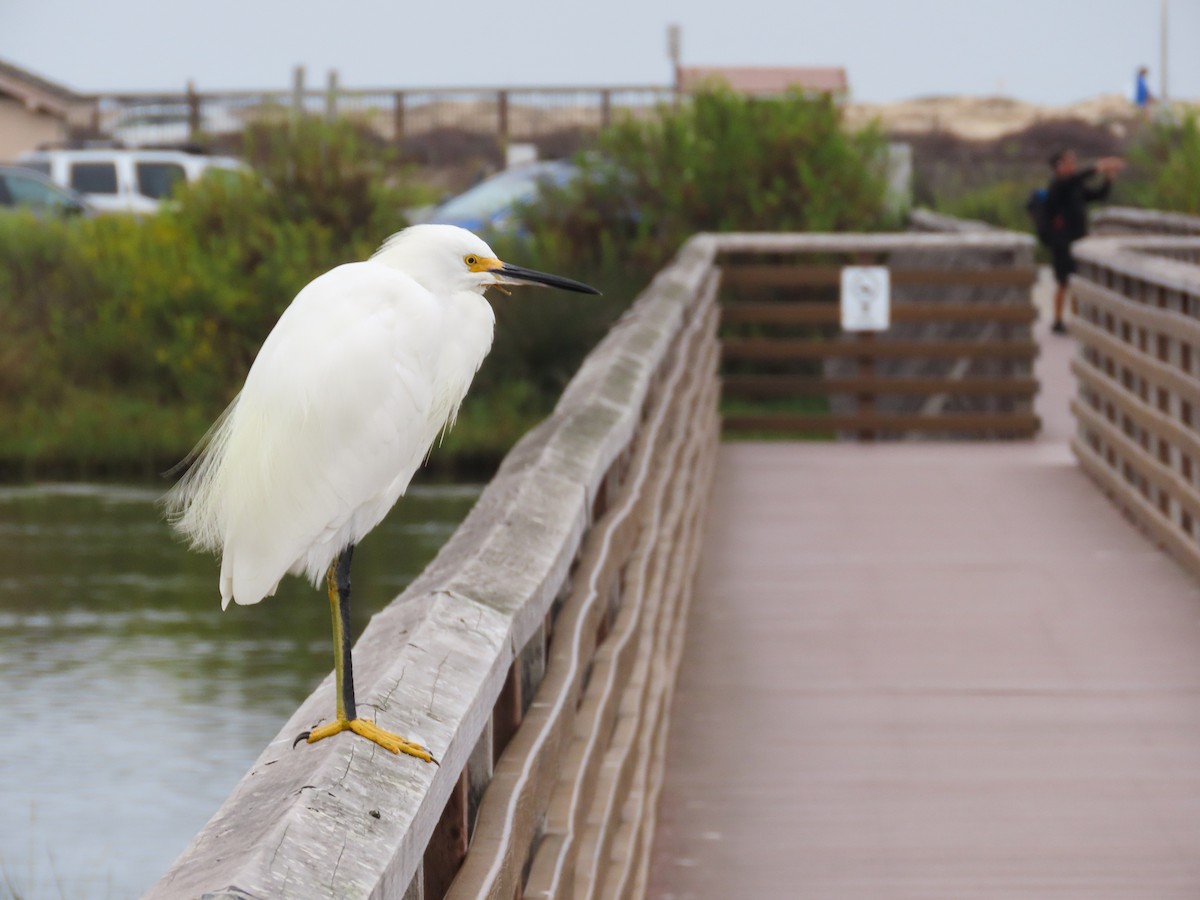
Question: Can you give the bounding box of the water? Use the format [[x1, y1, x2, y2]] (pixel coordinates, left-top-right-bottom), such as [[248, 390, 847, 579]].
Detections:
[[0, 482, 480, 899]]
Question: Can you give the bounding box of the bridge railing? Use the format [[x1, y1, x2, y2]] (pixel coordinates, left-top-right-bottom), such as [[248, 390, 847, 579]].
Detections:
[[146, 236, 721, 900], [1071, 232, 1200, 580], [84, 84, 673, 152], [715, 229, 1040, 439], [146, 226, 1044, 900], [1091, 207, 1200, 238]]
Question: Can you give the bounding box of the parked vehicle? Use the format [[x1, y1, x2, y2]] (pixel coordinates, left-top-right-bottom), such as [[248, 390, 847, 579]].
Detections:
[[0, 165, 93, 217], [17, 148, 246, 214], [421, 160, 577, 233]]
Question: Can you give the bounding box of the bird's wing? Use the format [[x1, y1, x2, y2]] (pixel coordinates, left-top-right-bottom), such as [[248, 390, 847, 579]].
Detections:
[[175, 261, 449, 606]]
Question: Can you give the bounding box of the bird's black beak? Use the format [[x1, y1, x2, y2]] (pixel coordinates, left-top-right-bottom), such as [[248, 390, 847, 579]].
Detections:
[[495, 263, 601, 295]]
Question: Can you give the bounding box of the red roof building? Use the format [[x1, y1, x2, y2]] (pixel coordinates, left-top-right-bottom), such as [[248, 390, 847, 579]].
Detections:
[[677, 66, 848, 97]]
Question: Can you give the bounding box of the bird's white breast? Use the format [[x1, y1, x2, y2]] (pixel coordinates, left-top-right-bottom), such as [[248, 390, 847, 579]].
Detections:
[[195, 260, 495, 605]]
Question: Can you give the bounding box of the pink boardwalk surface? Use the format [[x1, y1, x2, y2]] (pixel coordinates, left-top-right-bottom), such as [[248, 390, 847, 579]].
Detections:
[[648, 279, 1200, 898]]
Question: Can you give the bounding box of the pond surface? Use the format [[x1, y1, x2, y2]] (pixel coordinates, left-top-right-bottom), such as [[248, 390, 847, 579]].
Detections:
[[0, 482, 479, 899]]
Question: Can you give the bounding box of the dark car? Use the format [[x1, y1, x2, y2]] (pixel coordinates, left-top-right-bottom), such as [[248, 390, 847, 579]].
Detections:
[[0, 165, 93, 217]]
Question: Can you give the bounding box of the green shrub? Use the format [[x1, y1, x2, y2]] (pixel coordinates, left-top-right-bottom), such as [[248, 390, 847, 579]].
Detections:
[[0, 98, 893, 479], [462, 89, 896, 446], [0, 118, 427, 477], [1122, 112, 1200, 214], [934, 179, 1038, 234], [515, 88, 892, 277]]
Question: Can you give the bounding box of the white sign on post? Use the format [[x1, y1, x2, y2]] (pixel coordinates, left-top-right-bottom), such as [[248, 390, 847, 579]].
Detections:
[[840, 266, 890, 331]]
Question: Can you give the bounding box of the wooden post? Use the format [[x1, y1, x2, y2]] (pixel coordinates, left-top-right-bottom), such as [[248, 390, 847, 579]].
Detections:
[[492, 656, 523, 766], [465, 719, 494, 843], [858, 332, 875, 442], [600, 88, 612, 129], [186, 80, 201, 140], [291, 65, 305, 120], [423, 770, 470, 900], [855, 251, 879, 442], [325, 69, 339, 122], [668, 23, 682, 105], [393, 90, 406, 147], [497, 89, 509, 160]]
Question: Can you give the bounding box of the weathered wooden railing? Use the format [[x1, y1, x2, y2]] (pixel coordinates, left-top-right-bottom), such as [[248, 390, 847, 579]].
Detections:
[[716, 228, 1039, 438], [146, 236, 721, 899], [83, 83, 672, 152], [1092, 207, 1200, 238], [146, 224, 1043, 899], [1070, 232, 1200, 579]]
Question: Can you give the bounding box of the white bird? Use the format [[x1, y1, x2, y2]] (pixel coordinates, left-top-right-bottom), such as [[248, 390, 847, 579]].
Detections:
[[165, 224, 599, 762]]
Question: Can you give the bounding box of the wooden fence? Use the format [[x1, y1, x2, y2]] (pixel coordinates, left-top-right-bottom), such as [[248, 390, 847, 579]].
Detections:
[[1092, 207, 1200, 238], [715, 229, 1040, 439], [145, 236, 720, 900], [145, 226, 1043, 900], [85, 82, 673, 152], [1070, 232, 1200, 580]]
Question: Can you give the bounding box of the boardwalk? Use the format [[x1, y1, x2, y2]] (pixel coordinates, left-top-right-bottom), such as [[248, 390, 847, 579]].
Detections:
[[647, 272, 1200, 898]]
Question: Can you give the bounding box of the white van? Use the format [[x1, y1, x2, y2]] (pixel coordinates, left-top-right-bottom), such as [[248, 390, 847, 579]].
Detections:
[[17, 149, 246, 214]]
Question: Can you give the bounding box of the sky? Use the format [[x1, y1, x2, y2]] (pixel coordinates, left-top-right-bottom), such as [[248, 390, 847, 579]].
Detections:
[[1, 0, 1197, 105]]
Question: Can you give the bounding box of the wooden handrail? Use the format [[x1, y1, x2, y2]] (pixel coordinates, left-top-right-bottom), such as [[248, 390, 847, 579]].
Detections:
[[721, 302, 1038, 325], [724, 411, 1040, 435], [721, 264, 1038, 289], [1091, 207, 1200, 237], [146, 221, 1048, 899], [721, 338, 1038, 361], [1070, 230, 1200, 583], [145, 237, 722, 899], [723, 374, 1039, 397], [709, 223, 1040, 440]]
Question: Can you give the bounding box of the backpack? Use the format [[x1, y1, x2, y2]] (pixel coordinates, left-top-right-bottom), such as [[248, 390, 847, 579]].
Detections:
[[1025, 186, 1053, 246]]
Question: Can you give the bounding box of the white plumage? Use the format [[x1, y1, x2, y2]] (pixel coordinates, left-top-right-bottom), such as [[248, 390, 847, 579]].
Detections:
[[164, 222, 598, 761], [167, 225, 501, 607]]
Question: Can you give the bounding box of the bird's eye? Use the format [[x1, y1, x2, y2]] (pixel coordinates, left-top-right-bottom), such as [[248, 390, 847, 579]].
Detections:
[[465, 255, 478, 266]]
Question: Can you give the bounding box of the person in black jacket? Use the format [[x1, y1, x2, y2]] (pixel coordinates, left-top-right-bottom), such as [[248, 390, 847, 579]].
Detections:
[[1045, 149, 1125, 334]]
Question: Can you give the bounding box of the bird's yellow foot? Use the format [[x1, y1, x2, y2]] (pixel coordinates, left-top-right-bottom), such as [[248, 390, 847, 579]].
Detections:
[[293, 717, 437, 763]]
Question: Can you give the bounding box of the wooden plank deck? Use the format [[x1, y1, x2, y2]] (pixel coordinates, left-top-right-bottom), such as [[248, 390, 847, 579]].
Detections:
[[647, 271, 1200, 898]]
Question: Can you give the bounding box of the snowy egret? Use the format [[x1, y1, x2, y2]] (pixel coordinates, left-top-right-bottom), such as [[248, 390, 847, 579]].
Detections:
[[166, 224, 599, 762]]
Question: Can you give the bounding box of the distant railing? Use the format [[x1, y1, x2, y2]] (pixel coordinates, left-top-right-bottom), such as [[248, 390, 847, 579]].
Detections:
[[145, 236, 720, 900], [716, 227, 1040, 439], [1070, 233, 1200, 580], [84, 83, 674, 152]]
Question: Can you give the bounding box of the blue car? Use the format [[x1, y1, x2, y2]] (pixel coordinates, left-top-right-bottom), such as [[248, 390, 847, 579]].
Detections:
[[0, 165, 93, 217], [423, 160, 576, 234]]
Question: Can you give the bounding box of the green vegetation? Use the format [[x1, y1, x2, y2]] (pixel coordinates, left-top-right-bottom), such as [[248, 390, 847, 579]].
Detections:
[[927, 112, 1200, 231], [510, 87, 892, 281], [934, 180, 1037, 234], [0, 118, 428, 479], [1, 92, 891, 480], [1122, 112, 1200, 214]]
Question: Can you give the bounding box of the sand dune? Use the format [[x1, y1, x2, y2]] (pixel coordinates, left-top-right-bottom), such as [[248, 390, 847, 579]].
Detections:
[[844, 93, 1197, 140]]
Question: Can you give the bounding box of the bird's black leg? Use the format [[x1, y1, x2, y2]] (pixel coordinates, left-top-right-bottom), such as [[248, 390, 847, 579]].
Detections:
[[333, 544, 357, 722]]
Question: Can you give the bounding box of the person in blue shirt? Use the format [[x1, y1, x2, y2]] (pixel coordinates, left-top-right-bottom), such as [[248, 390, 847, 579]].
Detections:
[[1134, 66, 1154, 111]]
